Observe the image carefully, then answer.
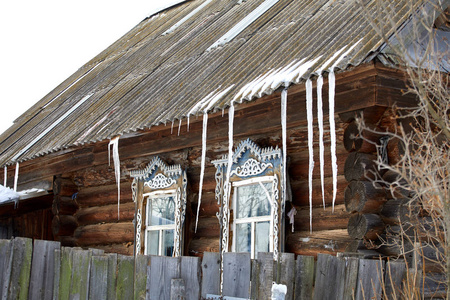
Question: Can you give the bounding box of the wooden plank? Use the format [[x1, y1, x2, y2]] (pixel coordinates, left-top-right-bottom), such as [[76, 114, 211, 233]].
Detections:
[[181, 256, 201, 300], [134, 255, 150, 300], [200, 252, 220, 299], [279, 253, 295, 300], [294, 255, 314, 300], [89, 255, 109, 299], [53, 249, 61, 300], [147, 256, 181, 300], [170, 279, 186, 300], [250, 258, 259, 299], [341, 257, 359, 300], [313, 254, 332, 300], [69, 249, 92, 300], [222, 252, 251, 299], [256, 252, 275, 299], [116, 255, 135, 300], [384, 261, 406, 300], [8, 237, 33, 300], [107, 253, 118, 300], [355, 259, 385, 300], [0, 239, 12, 299], [28, 239, 61, 300], [59, 247, 74, 300]]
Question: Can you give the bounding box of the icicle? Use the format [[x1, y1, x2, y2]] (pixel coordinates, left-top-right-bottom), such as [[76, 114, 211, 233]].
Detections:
[[13, 162, 19, 192], [187, 116, 190, 132], [287, 207, 297, 232], [306, 79, 314, 232], [226, 102, 235, 183], [171, 121, 174, 134], [109, 137, 121, 220], [328, 69, 338, 212], [281, 88, 288, 215], [178, 119, 182, 136], [222, 108, 225, 117], [195, 113, 208, 232], [4, 166, 7, 187], [317, 74, 325, 209]]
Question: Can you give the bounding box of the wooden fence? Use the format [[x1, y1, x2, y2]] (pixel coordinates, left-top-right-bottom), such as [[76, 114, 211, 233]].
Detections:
[[0, 237, 443, 299]]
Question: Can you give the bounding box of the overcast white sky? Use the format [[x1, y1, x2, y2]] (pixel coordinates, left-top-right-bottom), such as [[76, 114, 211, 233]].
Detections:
[[0, 1, 175, 134]]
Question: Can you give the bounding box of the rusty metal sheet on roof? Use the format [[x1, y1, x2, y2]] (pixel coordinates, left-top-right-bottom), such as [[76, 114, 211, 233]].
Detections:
[[0, 0, 426, 166]]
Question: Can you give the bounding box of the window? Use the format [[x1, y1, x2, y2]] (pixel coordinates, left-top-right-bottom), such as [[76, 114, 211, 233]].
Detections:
[[130, 157, 187, 256], [213, 139, 286, 260]]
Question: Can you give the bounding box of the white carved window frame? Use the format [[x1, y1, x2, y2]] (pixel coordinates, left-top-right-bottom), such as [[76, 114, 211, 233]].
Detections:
[[130, 157, 187, 257], [212, 139, 285, 261]]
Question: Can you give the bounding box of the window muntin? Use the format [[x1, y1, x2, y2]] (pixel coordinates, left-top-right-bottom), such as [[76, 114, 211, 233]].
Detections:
[[232, 177, 274, 259]]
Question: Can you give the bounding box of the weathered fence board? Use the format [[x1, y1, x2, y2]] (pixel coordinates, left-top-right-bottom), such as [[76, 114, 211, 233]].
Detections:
[[28, 239, 61, 300], [170, 279, 185, 300], [279, 253, 296, 300], [116, 255, 135, 300], [134, 255, 150, 300], [255, 252, 275, 299], [294, 255, 314, 300], [89, 255, 109, 299], [147, 256, 181, 300], [201, 252, 220, 298], [181, 256, 201, 300], [0, 239, 12, 299], [341, 256, 359, 299], [53, 249, 61, 300], [9, 237, 33, 300], [355, 259, 385, 300], [384, 260, 407, 299], [222, 252, 251, 298], [59, 247, 74, 300], [69, 249, 92, 300], [107, 253, 118, 300]]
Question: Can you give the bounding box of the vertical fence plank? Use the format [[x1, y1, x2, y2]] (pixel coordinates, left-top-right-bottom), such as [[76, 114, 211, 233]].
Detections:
[[8, 237, 33, 300], [69, 249, 92, 300], [313, 254, 332, 300], [222, 252, 251, 298], [116, 255, 135, 300], [134, 255, 150, 300], [0, 239, 12, 299], [384, 261, 407, 299], [342, 257, 359, 300], [53, 249, 61, 300], [181, 256, 201, 300], [256, 252, 275, 299], [107, 253, 118, 300], [279, 253, 295, 300], [250, 258, 259, 299], [148, 256, 181, 300], [28, 240, 61, 300], [201, 252, 220, 298], [59, 247, 74, 300], [294, 255, 314, 300], [89, 255, 109, 299], [355, 259, 385, 300]]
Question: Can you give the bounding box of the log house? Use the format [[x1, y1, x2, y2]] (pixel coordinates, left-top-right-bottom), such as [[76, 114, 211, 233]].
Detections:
[[0, 0, 448, 261]]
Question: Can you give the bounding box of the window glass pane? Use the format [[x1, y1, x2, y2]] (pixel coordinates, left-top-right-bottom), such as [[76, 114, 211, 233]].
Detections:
[[149, 196, 175, 226], [236, 182, 272, 219], [163, 229, 174, 256], [236, 223, 251, 253], [255, 221, 270, 256], [147, 230, 159, 255]]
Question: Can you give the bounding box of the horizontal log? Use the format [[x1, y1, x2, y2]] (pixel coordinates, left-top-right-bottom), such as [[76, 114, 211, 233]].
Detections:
[[293, 204, 350, 232], [53, 177, 78, 197], [56, 236, 78, 247], [347, 213, 385, 240], [191, 216, 220, 238], [76, 202, 135, 226], [344, 181, 386, 213], [344, 152, 378, 181], [286, 229, 353, 258], [77, 182, 133, 207], [382, 170, 411, 198], [74, 222, 134, 246], [291, 175, 346, 207], [387, 137, 405, 165], [343, 121, 381, 153], [52, 215, 78, 237], [188, 237, 220, 257], [88, 243, 134, 256], [380, 199, 419, 225], [52, 196, 79, 215]]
